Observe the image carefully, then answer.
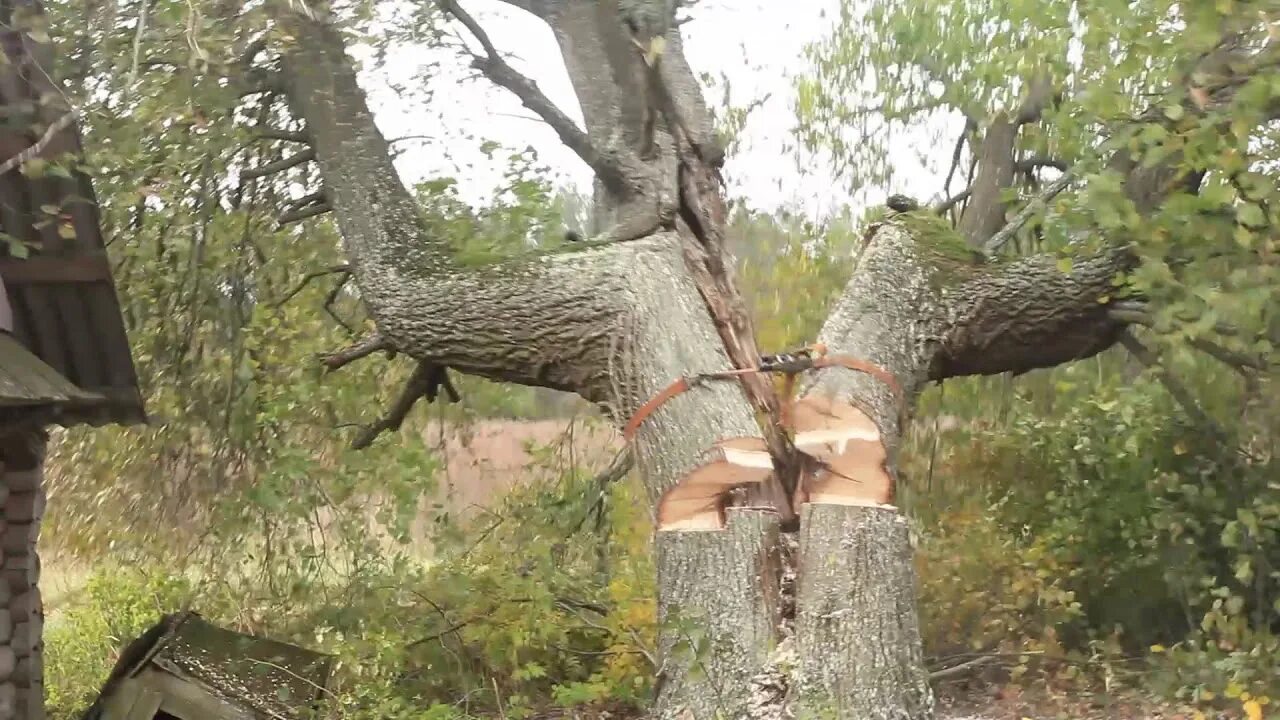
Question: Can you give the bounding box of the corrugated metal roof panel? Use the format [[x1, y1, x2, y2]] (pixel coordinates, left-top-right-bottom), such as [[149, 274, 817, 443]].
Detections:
[[0, 0, 144, 427]]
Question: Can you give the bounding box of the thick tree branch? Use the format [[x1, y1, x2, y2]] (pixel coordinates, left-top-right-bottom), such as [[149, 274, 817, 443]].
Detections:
[[277, 10, 771, 536], [277, 201, 332, 226]]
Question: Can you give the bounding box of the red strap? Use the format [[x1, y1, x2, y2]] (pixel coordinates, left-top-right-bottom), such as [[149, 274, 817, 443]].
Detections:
[[820, 355, 904, 397], [620, 355, 902, 442], [622, 376, 691, 441]]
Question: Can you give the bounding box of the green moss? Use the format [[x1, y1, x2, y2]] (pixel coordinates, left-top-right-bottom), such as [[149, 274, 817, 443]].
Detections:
[[890, 210, 992, 290]]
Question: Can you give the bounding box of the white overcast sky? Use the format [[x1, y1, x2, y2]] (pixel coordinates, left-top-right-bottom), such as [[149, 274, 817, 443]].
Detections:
[[356, 0, 948, 222]]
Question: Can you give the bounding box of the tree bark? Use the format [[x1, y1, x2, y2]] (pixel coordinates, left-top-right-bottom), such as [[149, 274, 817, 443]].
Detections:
[[655, 509, 782, 719], [273, 4, 1140, 719]]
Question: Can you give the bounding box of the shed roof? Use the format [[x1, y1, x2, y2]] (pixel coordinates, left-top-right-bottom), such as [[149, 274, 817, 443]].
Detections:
[[82, 612, 334, 720], [0, 0, 144, 426]]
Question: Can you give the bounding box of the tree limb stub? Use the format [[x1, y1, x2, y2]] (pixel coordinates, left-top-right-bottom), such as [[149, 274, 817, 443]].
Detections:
[[241, 147, 315, 180]]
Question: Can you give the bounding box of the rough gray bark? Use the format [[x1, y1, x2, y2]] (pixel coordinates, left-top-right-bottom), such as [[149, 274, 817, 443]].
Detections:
[[655, 509, 782, 720], [793, 505, 931, 720]]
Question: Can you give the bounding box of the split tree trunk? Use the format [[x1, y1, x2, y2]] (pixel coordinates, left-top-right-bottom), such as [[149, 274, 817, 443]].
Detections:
[[272, 3, 1136, 719]]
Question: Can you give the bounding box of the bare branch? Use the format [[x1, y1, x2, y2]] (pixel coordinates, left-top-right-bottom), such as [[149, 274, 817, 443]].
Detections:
[[941, 119, 973, 198], [437, 0, 627, 189], [1015, 156, 1069, 173], [0, 110, 76, 177], [351, 360, 459, 449], [929, 655, 997, 681], [982, 169, 1075, 255], [274, 264, 349, 307], [321, 271, 358, 334], [1118, 330, 1229, 442], [322, 333, 394, 371], [242, 148, 315, 180], [933, 188, 971, 214]]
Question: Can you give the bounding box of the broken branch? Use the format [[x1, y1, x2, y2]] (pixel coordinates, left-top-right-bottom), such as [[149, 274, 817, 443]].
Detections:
[[1015, 156, 1069, 173], [934, 188, 971, 214], [351, 360, 459, 449], [277, 202, 332, 226]]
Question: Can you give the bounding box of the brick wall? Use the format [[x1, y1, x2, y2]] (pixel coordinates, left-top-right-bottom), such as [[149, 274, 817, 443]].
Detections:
[[0, 430, 45, 720]]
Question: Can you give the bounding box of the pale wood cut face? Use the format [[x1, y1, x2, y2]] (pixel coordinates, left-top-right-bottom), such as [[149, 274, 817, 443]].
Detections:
[[791, 396, 895, 508], [656, 436, 772, 531]]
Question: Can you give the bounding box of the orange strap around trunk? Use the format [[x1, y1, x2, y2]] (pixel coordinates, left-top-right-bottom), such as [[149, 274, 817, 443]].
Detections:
[[621, 355, 900, 442]]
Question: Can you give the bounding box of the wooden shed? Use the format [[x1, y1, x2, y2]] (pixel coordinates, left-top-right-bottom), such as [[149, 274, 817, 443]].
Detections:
[[80, 612, 333, 720], [0, 0, 146, 717]]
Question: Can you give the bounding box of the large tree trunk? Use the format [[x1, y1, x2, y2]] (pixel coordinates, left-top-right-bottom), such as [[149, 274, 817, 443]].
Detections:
[[272, 3, 1139, 718]]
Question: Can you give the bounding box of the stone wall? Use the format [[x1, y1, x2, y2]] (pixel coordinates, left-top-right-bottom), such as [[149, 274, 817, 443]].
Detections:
[[0, 430, 45, 720]]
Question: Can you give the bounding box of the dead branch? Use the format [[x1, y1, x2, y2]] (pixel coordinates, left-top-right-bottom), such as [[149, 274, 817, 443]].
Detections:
[[277, 201, 332, 226], [1118, 329, 1229, 442], [574, 446, 636, 533], [928, 655, 997, 681], [242, 148, 315, 180], [275, 264, 349, 307], [0, 110, 76, 177], [321, 267, 357, 334], [437, 0, 628, 190], [351, 360, 459, 449], [982, 168, 1074, 255], [941, 119, 973, 197], [322, 333, 393, 371], [933, 188, 971, 214]]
